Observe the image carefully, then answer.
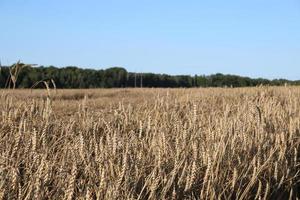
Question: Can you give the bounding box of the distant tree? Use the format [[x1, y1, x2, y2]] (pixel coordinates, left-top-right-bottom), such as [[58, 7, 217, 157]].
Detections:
[[0, 64, 298, 88]]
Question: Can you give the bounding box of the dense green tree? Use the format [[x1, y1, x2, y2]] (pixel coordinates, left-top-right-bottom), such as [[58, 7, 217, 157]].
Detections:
[[0, 64, 298, 89]]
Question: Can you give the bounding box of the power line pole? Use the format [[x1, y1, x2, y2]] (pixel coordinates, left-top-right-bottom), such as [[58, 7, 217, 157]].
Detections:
[[140, 73, 143, 88], [134, 72, 137, 88]]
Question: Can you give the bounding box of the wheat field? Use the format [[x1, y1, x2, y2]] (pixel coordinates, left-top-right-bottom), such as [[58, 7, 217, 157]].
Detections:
[[0, 87, 299, 199]]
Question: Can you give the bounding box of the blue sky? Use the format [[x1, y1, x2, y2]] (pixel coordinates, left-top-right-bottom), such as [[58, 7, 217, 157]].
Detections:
[[0, 0, 299, 79]]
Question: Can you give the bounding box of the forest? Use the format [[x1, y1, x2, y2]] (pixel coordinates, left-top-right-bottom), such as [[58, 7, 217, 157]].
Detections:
[[0, 64, 297, 88]]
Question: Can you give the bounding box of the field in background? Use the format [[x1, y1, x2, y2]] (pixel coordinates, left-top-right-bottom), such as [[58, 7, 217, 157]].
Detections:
[[0, 87, 299, 199]]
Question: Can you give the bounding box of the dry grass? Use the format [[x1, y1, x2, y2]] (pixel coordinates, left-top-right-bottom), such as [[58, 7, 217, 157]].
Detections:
[[0, 87, 299, 199]]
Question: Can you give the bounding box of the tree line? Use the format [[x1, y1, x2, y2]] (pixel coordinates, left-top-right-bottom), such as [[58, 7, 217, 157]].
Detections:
[[0, 64, 298, 88]]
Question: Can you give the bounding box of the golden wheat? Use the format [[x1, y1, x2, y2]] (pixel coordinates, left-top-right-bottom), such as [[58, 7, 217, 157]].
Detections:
[[0, 87, 299, 199]]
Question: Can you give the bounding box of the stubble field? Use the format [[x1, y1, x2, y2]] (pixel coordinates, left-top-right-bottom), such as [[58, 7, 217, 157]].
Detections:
[[0, 87, 299, 199]]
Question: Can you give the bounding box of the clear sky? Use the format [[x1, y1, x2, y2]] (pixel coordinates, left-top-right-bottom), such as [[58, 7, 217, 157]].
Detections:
[[1, 0, 299, 79]]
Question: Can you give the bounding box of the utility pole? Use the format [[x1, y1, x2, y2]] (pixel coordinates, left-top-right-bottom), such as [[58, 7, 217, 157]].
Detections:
[[134, 72, 137, 88], [140, 73, 143, 88]]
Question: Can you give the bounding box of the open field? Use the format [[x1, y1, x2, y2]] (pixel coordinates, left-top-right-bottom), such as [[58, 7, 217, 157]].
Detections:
[[0, 87, 299, 199]]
